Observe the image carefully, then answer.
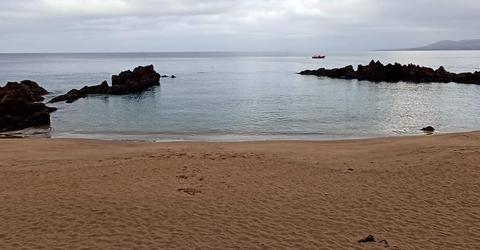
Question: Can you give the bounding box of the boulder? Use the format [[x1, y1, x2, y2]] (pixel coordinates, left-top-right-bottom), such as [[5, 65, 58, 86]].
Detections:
[[421, 126, 435, 132], [1, 81, 46, 102], [112, 65, 160, 88], [20, 80, 49, 96], [358, 235, 376, 243], [0, 81, 56, 132]]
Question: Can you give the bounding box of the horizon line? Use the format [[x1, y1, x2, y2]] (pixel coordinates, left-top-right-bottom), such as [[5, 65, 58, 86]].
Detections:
[[0, 50, 312, 54]]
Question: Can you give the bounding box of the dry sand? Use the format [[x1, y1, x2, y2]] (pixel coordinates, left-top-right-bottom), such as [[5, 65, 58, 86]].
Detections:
[[0, 132, 479, 249]]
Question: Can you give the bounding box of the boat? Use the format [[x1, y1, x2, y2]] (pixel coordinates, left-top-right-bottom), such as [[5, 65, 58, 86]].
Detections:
[[312, 55, 326, 59]]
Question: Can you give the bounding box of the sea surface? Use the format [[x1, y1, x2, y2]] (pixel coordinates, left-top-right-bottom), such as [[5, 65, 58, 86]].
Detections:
[[1, 51, 480, 141]]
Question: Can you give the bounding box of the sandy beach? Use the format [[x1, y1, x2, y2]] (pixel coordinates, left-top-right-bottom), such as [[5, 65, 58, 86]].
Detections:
[[1, 133, 479, 249]]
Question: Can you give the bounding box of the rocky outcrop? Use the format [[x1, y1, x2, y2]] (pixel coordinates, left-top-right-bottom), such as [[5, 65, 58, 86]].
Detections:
[[80, 80, 110, 95], [110, 65, 161, 94], [49, 89, 87, 104], [49, 65, 161, 104], [299, 60, 480, 84], [1, 80, 49, 102], [19, 80, 49, 98], [0, 81, 56, 132]]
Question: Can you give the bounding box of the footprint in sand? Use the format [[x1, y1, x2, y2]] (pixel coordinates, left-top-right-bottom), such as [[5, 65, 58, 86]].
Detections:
[[177, 188, 202, 195]]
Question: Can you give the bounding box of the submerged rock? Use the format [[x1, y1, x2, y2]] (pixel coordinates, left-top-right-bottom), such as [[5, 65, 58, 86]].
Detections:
[[49, 65, 161, 103], [299, 60, 480, 84], [49, 89, 87, 104], [0, 81, 56, 132]]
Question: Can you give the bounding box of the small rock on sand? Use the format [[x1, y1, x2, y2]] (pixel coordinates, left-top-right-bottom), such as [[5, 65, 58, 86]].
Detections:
[[358, 235, 375, 243], [421, 126, 435, 133]]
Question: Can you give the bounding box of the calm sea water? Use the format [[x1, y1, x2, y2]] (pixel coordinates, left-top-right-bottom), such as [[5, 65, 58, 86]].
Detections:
[[1, 51, 480, 141]]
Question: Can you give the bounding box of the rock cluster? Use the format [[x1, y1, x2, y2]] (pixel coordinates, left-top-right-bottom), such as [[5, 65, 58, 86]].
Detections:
[[161, 75, 176, 78], [49, 65, 161, 103], [0, 81, 56, 132], [299, 60, 480, 84], [0, 65, 161, 132]]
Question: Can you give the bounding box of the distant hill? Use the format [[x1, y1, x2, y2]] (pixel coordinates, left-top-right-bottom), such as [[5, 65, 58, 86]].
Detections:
[[392, 39, 480, 51]]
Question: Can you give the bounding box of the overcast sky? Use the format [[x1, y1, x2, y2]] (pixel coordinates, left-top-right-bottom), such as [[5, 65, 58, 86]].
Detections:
[[0, 0, 479, 52]]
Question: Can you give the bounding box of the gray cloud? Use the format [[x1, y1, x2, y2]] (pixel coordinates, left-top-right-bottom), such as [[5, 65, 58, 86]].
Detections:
[[0, 0, 479, 52]]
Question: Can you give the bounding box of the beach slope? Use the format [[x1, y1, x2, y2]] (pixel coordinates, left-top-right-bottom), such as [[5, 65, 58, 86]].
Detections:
[[1, 133, 479, 249]]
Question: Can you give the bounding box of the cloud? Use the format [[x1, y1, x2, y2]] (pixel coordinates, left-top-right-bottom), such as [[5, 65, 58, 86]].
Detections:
[[0, 0, 479, 52]]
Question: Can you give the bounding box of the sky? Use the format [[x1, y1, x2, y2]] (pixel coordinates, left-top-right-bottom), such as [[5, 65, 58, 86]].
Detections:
[[0, 0, 479, 52]]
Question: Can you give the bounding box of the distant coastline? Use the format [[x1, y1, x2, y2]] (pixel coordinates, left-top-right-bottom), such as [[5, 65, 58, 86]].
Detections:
[[380, 39, 480, 51]]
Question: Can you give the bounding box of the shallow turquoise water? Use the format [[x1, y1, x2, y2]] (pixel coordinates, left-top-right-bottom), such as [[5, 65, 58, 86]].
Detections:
[[1, 51, 480, 141]]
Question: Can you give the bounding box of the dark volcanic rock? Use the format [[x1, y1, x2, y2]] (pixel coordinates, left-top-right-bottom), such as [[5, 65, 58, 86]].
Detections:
[[358, 235, 376, 243], [49, 89, 87, 104], [50, 80, 111, 103], [20, 80, 49, 96], [299, 60, 480, 84], [50, 65, 161, 103], [110, 65, 160, 95], [1, 81, 47, 102], [79, 80, 110, 95], [421, 126, 436, 132], [0, 81, 56, 132]]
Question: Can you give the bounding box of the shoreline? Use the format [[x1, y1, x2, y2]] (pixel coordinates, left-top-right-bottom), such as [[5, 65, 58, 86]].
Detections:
[[1, 131, 479, 249], [2, 130, 476, 145], [1, 127, 473, 142]]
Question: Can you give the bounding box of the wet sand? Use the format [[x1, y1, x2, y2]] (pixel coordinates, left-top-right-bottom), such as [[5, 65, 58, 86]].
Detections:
[[1, 132, 479, 249]]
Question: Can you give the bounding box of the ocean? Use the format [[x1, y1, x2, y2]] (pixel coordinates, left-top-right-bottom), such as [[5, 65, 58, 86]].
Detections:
[[1, 51, 480, 141]]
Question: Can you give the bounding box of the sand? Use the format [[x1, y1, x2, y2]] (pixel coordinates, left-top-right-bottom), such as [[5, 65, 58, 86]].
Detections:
[[0, 132, 479, 249]]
